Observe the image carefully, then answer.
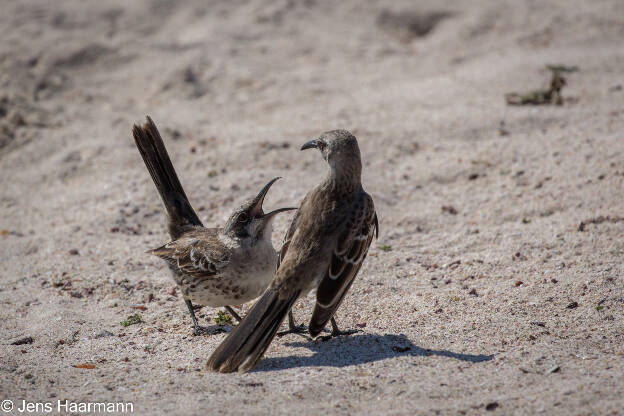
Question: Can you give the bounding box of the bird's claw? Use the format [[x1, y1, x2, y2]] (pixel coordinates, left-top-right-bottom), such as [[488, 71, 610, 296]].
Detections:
[[277, 324, 309, 338], [192, 326, 226, 336], [317, 328, 360, 342]]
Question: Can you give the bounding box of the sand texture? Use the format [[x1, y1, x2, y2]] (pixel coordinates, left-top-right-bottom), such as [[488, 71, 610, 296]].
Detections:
[[1, 0, 623, 414]]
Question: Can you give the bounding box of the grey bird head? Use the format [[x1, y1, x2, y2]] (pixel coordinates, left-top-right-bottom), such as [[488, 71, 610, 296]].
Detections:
[[223, 177, 295, 240], [301, 130, 362, 182]]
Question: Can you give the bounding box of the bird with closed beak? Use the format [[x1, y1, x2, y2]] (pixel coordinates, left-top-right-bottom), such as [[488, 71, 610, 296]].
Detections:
[[207, 129, 378, 372], [133, 116, 295, 335]]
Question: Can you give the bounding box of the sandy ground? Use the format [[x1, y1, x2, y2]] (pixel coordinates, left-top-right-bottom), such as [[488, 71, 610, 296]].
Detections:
[[1, 0, 623, 414]]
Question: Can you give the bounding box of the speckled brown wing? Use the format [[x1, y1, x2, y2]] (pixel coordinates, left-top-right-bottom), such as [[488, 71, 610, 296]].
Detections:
[[149, 228, 231, 280], [308, 192, 378, 337]]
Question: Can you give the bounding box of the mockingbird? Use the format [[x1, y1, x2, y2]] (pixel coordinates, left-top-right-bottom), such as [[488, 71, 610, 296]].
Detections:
[[133, 116, 295, 335], [207, 129, 378, 372]]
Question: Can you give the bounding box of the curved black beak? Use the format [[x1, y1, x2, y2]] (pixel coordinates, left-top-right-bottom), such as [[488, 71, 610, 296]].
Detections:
[[301, 140, 319, 151], [262, 206, 297, 219], [250, 176, 288, 218]]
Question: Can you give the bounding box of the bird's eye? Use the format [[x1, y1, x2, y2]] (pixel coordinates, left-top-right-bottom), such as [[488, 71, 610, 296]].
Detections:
[[238, 213, 249, 223], [318, 141, 326, 150]]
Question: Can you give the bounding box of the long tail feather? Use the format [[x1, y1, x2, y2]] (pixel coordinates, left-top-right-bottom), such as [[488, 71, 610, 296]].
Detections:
[[132, 116, 202, 238], [207, 289, 299, 373]]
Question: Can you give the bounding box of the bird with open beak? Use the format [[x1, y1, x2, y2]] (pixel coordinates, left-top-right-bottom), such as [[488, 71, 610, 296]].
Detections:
[[133, 117, 296, 335]]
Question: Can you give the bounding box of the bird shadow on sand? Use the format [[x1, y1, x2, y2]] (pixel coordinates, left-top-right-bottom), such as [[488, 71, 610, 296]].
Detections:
[[253, 333, 494, 372]]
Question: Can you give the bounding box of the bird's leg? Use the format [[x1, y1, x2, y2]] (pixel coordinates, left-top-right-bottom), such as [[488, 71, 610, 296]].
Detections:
[[318, 317, 360, 341], [330, 316, 359, 336], [185, 299, 203, 336], [224, 306, 242, 323], [185, 299, 226, 335], [276, 310, 308, 338]]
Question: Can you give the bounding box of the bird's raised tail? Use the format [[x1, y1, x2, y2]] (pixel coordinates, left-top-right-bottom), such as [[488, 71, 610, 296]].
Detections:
[[207, 288, 300, 373], [132, 116, 202, 238]]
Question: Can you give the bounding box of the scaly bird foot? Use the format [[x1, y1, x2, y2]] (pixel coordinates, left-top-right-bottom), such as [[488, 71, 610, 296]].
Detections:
[[277, 323, 309, 338], [277, 310, 310, 339], [192, 325, 227, 336], [317, 317, 360, 342]]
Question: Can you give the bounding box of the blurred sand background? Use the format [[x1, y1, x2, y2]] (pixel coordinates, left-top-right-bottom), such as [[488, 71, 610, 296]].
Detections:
[[1, 0, 623, 414]]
